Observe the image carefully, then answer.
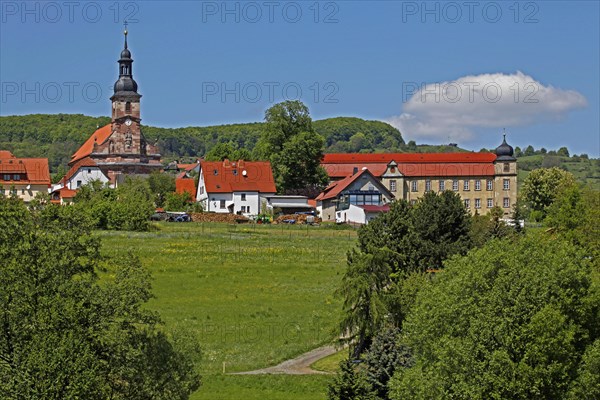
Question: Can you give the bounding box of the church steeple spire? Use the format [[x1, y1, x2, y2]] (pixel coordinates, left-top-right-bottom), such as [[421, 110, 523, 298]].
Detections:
[[111, 23, 140, 101]]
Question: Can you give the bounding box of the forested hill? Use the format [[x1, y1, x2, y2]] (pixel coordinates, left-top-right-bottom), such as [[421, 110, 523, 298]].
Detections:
[[1, 114, 459, 173]]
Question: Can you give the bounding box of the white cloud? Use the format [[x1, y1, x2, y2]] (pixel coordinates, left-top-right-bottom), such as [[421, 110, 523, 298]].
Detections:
[[386, 71, 587, 142]]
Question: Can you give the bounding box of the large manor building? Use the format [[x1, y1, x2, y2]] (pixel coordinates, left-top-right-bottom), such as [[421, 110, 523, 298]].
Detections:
[[60, 29, 161, 190], [317, 137, 518, 222]]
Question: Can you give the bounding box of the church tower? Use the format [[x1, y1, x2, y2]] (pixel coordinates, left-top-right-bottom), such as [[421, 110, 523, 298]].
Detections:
[[110, 27, 144, 155], [68, 28, 162, 186]]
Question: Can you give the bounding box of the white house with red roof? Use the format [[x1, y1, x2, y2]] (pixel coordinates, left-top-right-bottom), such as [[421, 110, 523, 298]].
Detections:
[[0, 150, 51, 202], [53, 157, 110, 192], [196, 160, 276, 214], [315, 168, 394, 223]]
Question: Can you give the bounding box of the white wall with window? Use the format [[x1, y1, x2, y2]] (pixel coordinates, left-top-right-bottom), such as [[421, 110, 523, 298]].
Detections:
[[65, 167, 108, 190], [390, 180, 397, 192], [411, 180, 418, 192]]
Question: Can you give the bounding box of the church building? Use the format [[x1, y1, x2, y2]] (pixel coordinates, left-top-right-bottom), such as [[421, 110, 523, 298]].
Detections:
[[66, 29, 161, 188]]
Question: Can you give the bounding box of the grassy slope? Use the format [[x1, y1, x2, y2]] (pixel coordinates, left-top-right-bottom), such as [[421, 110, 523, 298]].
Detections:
[[99, 222, 358, 399]]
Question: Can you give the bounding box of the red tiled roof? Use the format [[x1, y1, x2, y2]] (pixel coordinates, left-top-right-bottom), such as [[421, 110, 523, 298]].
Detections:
[[70, 124, 112, 164], [322, 163, 388, 178], [0, 150, 51, 185], [177, 163, 200, 172], [307, 199, 317, 208], [62, 157, 99, 184], [58, 188, 77, 198], [176, 178, 197, 201], [359, 204, 390, 213], [322, 152, 497, 178], [322, 152, 497, 164], [201, 160, 276, 193], [316, 168, 375, 201]]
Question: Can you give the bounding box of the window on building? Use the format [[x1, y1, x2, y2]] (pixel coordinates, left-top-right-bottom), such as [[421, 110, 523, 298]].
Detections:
[[220, 200, 226, 209], [13, 174, 20, 181], [77, 180, 82, 188], [233, 169, 238, 176], [463, 180, 470, 191], [390, 180, 397, 192], [425, 179, 431, 192], [464, 199, 470, 208], [411, 180, 418, 192], [410, 199, 417, 205], [475, 198, 481, 209], [475, 180, 481, 191], [487, 198, 493, 208], [452, 180, 459, 191], [10, 188, 17, 196], [439, 180, 445, 191], [503, 197, 510, 208], [3, 174, 10, 181], [503, 179, 510, 190], [21, 189, 25, 195], [504, 163, 510, 172], [125, 102, 131, 113], [241, 193, 246, 201], [213, 169, 218, 176], [487, 179, 493, 190]]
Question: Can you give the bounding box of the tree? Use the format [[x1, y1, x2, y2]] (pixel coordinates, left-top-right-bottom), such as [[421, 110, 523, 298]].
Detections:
[[389, 233, 599, 400], [327, 359, 376, 400], [255, 101, 328, 193], [73, 178, 154, 231], [524, 145, 535, 156], [337, 249, 392, 357], [521, 167, 577, 220], [363, 325, 413, 399], [337, 193, 472, 357], [514, 146, 523, 157], [0, 197, 201, 399], [148, 171, 176, 207], [557, 146, 570, 157]]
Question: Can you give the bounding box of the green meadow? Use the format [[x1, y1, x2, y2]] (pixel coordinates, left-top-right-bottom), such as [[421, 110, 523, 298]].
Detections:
[[99, 222, 358, 399]]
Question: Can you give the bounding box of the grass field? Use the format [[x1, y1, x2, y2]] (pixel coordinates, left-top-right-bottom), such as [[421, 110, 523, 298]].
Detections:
[[99, 222, 358, 399]]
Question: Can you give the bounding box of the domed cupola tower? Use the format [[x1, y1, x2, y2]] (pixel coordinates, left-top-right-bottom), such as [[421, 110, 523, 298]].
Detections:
[[493, 130, 518, 216], [495, 133, 516, 161]]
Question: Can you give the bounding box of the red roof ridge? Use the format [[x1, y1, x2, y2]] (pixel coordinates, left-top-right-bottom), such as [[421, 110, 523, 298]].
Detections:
[[70, 124, 112, 165], [322, 152, 497, 164]]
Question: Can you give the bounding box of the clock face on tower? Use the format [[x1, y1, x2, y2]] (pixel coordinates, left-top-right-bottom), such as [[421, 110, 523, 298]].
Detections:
[[125, 118, 132, 126]]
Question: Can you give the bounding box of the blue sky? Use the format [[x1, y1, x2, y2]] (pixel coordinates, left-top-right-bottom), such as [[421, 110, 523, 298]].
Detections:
[[1, 1, 598, 155]]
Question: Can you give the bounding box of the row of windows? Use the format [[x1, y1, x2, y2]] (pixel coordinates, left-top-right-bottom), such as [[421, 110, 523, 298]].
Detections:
[[409, 197, 511, 209], [463, 198, 511, 209], [2, 174, 22, 181], [394, 179, 510, 193], [1, 188, 26, 196]]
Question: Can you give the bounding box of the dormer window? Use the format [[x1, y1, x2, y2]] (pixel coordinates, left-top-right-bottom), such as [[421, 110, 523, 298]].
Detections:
[[213, 169, 218, 176]]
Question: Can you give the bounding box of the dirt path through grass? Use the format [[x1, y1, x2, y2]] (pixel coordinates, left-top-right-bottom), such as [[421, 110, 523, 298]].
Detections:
[[231, 345, 337, 375]]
